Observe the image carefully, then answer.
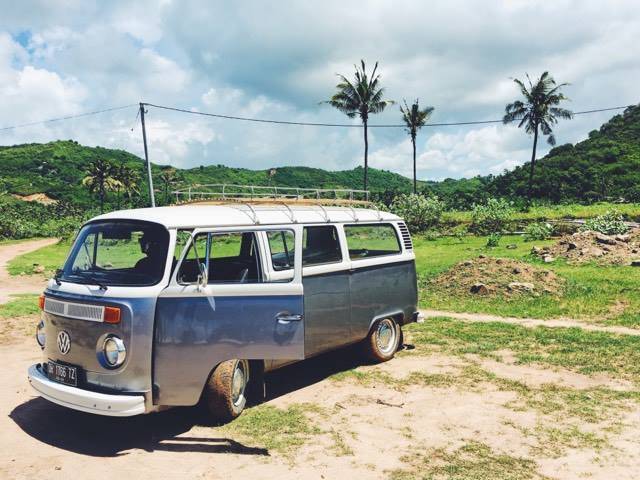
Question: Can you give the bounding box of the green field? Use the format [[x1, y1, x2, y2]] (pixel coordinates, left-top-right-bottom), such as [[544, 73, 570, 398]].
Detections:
[[443, 202, 640, 225], [8, 233, 640, 327], [415, 234, 640, 327]]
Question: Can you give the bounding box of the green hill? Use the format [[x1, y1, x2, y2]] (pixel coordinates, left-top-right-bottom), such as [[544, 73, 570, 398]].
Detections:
[[490, 104, 640, 202], [424, 103, 640, 206], [0, 140, 414, 208], [0, 103, 638, 213]]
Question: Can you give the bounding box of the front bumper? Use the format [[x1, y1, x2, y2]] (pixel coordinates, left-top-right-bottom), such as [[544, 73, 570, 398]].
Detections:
[[28, 364, 146, 417]]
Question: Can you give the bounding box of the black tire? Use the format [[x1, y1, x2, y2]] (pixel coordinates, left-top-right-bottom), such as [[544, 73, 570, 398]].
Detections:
[[204, 359, 250, 422], [363, 318, 401, 363]]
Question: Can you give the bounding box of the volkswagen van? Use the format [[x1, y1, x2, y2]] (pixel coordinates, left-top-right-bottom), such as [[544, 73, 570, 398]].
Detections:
[[28, 203, 418, 421]]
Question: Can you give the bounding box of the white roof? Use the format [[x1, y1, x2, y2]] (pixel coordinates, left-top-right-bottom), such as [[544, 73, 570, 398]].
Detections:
[[92, 204, 401, 229]]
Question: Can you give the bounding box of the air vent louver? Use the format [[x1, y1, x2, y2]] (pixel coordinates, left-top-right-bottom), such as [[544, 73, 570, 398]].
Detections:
[[397, 222, 413, 250]]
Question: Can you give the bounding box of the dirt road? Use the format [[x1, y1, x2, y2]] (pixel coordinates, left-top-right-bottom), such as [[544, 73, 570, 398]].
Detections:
[[0, 238, 58, 304], [420, 309, 640, 336]]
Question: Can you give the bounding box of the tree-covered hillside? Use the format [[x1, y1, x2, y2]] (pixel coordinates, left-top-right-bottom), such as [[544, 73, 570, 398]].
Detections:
[[491, 104, 640, 202], [415, 104, 640, 206], [0, 103, 638, 211], [0, 140, 415, 208]]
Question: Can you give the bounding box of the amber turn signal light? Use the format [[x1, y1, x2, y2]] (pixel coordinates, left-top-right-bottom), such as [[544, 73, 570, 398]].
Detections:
[[103, 306, 121, 324], [38, 294, 45, 310]]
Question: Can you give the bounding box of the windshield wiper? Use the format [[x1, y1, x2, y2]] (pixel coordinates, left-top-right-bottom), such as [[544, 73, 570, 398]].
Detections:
[[54, 268, 63, 286], [77, 272, 108, 290]]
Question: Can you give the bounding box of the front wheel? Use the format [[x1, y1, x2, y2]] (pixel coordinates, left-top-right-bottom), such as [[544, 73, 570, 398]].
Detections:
[[363, 318, 401, 363], [204, 359, 250, 422]]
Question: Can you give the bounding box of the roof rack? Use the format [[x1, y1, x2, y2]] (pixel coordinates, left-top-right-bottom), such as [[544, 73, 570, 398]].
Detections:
[[172, 184, 371, 206]]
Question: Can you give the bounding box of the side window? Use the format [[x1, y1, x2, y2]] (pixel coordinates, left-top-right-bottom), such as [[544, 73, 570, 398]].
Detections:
[[174, 230, 193, 260], [267, 230, 295, 271], [178, 231, 262, 284], [344, 224, 401, 259], [302, 226, 342, 266]]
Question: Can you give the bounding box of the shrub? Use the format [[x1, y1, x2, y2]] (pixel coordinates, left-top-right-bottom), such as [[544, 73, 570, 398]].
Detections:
[[486, 233, 502, 248], [524, 222, 553, 241], [451, 225, 468, 243], [580, 211, 629, 235], [389, 194, 445, 233], [470, 198, 514, 236], [423, 229, 441, 241], [0, 199, 88, 240]]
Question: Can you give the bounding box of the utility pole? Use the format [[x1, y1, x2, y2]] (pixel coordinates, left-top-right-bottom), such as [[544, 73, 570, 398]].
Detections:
[[139, 102, 156, 208]]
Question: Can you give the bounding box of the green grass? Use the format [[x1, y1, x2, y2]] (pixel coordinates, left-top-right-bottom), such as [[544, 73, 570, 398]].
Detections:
[[389, 441, 546, 480], [415, 234, 640, 327], [10, 231, 640, 327], [7, 240, 71, 276], [0, 294, 40, 319], [406, 318, 640, 384], [444, 202, 640, 225], [219, 403, 322, 454]]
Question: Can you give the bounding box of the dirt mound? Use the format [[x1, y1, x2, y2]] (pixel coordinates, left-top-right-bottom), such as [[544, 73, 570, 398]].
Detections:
[[430, 256, 564, 298], [12, 193, 58, 205], [532, 229, 640, 265]]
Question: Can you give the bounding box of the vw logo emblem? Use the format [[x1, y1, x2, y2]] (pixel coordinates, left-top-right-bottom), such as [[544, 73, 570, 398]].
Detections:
[[57, 331, 71, 355]]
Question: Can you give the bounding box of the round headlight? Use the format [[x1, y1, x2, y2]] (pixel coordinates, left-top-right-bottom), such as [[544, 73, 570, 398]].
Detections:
[[36, 320, 46, 348], [103, 336, 126, 367]]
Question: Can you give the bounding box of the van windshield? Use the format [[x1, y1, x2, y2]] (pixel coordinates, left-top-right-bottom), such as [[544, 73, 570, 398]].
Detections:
[[60, 220, 169, 287]]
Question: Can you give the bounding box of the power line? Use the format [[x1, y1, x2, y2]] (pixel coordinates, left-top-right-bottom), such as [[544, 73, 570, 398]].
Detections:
[[143, 102, 635, 128], [0, 102, 633, 132], [0, 104, 138, 132]]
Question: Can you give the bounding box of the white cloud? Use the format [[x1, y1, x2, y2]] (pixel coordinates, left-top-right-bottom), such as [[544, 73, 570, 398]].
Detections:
[[0, 0, 638, 181]]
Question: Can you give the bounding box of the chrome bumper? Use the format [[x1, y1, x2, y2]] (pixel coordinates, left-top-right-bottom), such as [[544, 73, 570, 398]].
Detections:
[[28, 364, 146, 417]]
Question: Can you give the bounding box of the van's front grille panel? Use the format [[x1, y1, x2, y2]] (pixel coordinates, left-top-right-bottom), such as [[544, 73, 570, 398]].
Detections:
[[397, 222, 413, 250], [44, 298, 105, 322]]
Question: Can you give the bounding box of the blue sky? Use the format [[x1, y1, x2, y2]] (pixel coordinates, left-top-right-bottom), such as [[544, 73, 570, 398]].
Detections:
[[0, 0, 638, 181]]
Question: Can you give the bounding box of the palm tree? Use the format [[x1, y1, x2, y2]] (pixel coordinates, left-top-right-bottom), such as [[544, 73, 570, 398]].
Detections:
[[113, 165, 140, 209], [324, 60, 394, 192], [82, 158, 120, 213], [400, 99, 434, 194], [158, 168, 178, 205], [503, 72, 572, 202]]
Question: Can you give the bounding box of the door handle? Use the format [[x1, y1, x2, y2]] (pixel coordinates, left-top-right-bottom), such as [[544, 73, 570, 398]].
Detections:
[[276, 313, 303, 324]]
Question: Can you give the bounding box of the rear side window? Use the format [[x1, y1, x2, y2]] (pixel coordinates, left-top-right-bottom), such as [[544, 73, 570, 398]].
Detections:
[[302, 226, 342, 266], [267, 230, 295, 271], [344, 224, 401, 259]]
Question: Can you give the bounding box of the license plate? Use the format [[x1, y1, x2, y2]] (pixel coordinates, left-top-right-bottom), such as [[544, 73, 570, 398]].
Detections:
[[47, 360, 78, 387]]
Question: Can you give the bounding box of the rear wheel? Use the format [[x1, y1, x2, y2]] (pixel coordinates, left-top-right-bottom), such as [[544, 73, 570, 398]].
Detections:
[[204, 359, 250, 422], [363, 318, 401, 363]]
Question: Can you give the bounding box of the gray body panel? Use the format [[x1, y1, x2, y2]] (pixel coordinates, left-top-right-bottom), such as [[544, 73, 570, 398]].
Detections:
[[349, 260, 418, 335], [154, 294, 304, 406], [41, 290, 155, 394], [302, 271, 351, 356]]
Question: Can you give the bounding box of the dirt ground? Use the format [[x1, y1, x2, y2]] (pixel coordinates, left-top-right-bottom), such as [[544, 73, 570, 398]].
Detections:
[[429, 256, 564, 297], [533, 229, 640, 265], [2, 239, 640, 479], [2, 329, 640, 480], [0, 238, 58, 304]]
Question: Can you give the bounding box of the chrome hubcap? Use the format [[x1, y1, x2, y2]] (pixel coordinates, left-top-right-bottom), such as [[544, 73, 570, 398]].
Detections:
[[231, 361, 248, 407], [376, 319, 397, 355]]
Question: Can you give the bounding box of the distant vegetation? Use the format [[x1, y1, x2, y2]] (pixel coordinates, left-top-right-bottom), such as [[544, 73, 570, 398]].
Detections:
[[0, 103, 638, 239]]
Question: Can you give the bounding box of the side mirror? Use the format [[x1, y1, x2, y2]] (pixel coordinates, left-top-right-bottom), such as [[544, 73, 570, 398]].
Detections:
[[197, 262, 208, 291]]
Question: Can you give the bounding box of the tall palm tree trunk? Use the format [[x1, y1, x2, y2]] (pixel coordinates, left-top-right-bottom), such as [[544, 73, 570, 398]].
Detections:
[[527, 124, 539, 203], [99, 182, 105, 214], [363, 119, 369, 192], [412, 134, 417, 194]]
